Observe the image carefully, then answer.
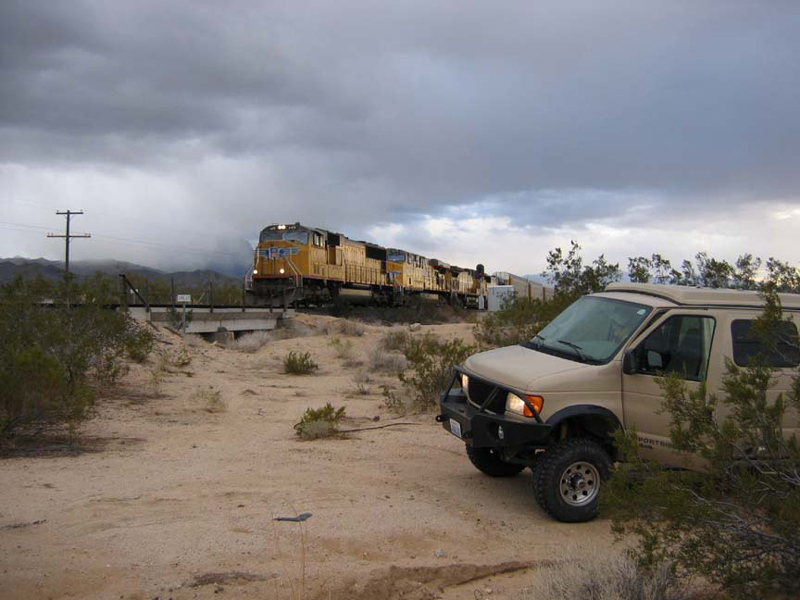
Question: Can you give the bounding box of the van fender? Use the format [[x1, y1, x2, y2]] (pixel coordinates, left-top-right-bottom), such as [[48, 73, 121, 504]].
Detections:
[[545, 405, 623, 445]]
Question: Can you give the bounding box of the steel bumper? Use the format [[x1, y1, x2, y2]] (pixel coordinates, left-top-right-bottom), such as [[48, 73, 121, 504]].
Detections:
[[436, 368, 553, 448]]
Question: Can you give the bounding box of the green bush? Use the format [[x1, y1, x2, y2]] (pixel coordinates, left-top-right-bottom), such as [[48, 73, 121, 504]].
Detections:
[[603, 289, 800, 599], [379, 329, 411, 352], [328, 336, 354, 359], [126, 327, 155, 363], [399, 333, 476, 410], [294, 403, 346, 439], [474, 295, 564, 349], [283, 351, 319, 375], [0, 276, 153, 437]]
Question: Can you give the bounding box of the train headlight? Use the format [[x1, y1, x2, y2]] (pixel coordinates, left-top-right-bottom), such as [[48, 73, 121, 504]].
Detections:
[[505, 393, 543, 418], [253, 269, 258, 274], [279, 268, 285, 274]]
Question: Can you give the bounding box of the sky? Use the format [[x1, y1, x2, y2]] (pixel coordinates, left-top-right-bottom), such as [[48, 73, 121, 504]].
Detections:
[[2, 0, 799, 277]]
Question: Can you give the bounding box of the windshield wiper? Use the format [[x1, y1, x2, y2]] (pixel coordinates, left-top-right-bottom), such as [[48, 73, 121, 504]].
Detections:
[[521, 334, 547, 351], [557, 339, 586, 362]]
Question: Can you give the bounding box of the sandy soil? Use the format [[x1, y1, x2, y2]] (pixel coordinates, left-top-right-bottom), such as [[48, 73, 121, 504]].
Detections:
[[0, 314, 618, 600]]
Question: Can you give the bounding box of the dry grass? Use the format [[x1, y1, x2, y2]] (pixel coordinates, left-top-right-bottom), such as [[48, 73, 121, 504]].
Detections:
[[519, 549, 687, 600], [172, 346, 192, 367], [328, 337, 355, 359], [378, 329, 411, 352], [369, 349, 407, 374], [228, 331, 272, 353], [184, 334, 206, 348], [330, 319, 366, 337], [193, 388, 226, 413], [353, 370, 372, 395]]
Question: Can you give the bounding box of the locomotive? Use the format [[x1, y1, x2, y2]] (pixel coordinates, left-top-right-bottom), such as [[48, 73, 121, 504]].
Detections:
[[246, 222, 505, 308]]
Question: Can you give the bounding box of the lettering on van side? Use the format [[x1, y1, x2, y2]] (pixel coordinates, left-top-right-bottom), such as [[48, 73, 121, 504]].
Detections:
[[637, 436, 673, 450]]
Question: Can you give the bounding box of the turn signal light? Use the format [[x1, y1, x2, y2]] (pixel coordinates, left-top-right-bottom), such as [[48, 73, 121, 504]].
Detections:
[[524, 395, 544, 417]]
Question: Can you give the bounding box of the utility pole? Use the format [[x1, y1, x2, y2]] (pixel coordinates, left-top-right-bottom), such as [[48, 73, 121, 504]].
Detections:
[[47, 210, 91, 274]]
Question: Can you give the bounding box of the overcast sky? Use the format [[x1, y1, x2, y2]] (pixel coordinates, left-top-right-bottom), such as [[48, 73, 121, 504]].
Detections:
[[2, 0, 799, 276]]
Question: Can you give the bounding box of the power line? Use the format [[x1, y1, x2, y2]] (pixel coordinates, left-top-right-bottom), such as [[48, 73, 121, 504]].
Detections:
[[0, 219, 249, 260], [47, 210, 91, 274]]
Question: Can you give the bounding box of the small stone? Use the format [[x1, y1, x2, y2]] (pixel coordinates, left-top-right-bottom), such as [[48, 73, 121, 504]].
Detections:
[[433, 548, 445, 558], [409, 323, 422, 332]]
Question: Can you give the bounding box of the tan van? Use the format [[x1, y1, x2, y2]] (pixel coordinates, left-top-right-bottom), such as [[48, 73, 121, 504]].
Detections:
[[437, 283, 800, 522]]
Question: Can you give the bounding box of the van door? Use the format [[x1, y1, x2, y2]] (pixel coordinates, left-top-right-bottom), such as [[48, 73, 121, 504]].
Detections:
[[717, 311, 800, 441], [622, 313, 717, 466]]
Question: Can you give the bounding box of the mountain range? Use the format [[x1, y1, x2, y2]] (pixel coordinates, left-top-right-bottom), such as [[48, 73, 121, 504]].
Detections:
[[0, 257, 245, 286]]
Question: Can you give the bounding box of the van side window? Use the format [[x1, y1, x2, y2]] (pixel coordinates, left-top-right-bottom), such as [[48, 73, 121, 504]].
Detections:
[[731, 319, 800, 368], [640, 316, 716, 381]]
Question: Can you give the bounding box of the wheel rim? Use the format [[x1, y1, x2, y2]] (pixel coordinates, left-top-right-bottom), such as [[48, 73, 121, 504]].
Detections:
[[559, 461, 600, 506]]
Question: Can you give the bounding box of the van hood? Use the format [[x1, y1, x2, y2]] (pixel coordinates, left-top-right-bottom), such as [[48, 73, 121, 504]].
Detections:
[[462, 344, 588, 392]]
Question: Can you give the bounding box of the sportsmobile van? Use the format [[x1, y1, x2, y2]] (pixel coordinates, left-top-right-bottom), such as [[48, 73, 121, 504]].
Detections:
[[437, 282, 800, 522]]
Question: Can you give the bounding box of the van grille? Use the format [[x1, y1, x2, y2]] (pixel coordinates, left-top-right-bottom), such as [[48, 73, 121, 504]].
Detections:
[[467, 378, 504, 413]]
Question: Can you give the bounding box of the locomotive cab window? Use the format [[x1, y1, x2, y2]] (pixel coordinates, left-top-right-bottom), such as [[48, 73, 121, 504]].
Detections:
[[284, 231, 308, 244]]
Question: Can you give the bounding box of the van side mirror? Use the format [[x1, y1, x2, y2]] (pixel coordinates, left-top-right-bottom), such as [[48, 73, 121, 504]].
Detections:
[[622, 348, 639, 375]]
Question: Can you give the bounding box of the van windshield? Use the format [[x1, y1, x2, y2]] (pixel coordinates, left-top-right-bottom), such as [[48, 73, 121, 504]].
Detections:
[[524, 296, 652, 364]]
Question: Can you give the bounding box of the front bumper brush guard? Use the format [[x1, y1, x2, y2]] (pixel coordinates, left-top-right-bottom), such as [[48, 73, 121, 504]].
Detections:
[[436, 367, 552, 448]]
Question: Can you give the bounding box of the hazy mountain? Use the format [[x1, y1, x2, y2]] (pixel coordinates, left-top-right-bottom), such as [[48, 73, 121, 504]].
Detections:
[[0, 257, 244, 286]]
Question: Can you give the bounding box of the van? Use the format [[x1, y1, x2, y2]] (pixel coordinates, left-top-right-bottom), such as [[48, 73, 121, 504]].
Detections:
[[437, 283, 800, 522]]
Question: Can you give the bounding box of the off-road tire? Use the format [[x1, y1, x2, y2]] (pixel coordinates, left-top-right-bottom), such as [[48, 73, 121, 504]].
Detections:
[[532, 438, 611, 522], [466, 445, 525, 477]]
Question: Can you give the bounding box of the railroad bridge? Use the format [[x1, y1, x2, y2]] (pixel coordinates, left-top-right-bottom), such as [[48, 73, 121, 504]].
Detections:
[[119, 274, 294, 341]]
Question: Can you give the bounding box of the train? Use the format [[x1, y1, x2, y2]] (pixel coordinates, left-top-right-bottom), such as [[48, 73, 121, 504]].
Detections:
[[245, 222, 550, 308]]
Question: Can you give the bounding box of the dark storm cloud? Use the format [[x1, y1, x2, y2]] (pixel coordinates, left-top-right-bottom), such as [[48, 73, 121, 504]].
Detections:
[[2, 0, 800, 245]]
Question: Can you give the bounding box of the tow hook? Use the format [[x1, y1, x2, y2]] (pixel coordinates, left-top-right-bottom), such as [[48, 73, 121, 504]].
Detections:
[[435, 414, 448, 422]]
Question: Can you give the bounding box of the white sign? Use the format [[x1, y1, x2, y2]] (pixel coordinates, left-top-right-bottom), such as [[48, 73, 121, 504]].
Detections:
[[176, 294, 192, 304]]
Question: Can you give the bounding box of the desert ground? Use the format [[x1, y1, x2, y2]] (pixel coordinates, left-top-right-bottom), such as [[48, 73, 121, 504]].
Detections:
[[0, 314, 620, 600]]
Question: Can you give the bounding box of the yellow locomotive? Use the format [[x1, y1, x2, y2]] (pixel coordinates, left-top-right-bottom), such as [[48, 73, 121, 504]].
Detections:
[[247, 222, 493, 307]]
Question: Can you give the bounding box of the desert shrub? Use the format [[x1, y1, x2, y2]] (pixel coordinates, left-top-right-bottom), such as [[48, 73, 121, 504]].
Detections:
[[603, 289, 800, 599], [382, 385, 405, 412], [228, 331, 271, 353], [184, 334, 206, 348], [172, 345, 192, 367], [148, 368, 165, 398], [336, 319, 366, 337], [474, 294, 564, 349], [94, 350, 131, 387], [0, 276, 152, 437], [194, 388, 225, 413], [520, 551, 686, 600], [168, 306, 193, 330], [294, 403, 346, 440], [283, 351, 319, 375], [353, 370, 371, 395], [379, 329, 411, 352], [126, 326, 155, 363], [369, 349, 408, 374], [399, 333, 476, 410], [328, 337, 354, 359]]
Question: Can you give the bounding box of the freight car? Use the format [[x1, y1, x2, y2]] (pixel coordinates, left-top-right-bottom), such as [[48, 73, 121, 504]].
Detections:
[[493, 271, 552, 301], [246, 222, 496, 308]]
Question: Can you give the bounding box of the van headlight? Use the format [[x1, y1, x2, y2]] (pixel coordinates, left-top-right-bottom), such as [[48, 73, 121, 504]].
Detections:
[[505, 393, 543, 418]]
